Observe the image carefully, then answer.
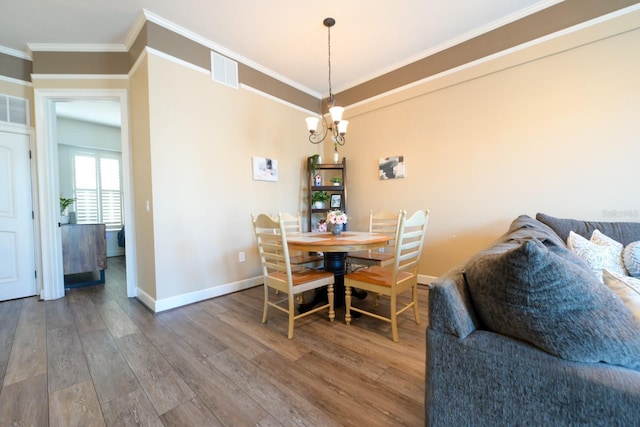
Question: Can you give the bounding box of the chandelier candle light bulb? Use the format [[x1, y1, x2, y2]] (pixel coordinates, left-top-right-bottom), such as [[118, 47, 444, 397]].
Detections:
[[306, 17, 348, 147]]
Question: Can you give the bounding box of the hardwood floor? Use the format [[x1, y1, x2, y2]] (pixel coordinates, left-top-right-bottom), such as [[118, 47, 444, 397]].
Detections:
[[0, 256, 428, 426]]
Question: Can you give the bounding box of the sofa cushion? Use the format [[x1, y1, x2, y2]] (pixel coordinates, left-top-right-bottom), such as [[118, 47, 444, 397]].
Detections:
[[503, 215, 566, 248], [465, 238, 640, 370], [536, 213, 640, 246], [603, 269, 640, 321], [624, 241, 640, 278], [567, 230, 626, 280]]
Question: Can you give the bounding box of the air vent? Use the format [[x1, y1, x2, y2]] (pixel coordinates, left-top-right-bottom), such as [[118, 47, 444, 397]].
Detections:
[[0, 94, 29, 126], [211, 51, 238, 89]]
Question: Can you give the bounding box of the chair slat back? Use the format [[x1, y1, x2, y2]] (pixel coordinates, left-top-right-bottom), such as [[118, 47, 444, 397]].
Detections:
[[252, 213, 292, 283], [393, 210, 430, 279], [280, 211, 302, 234], [369, 210, 402, 253]]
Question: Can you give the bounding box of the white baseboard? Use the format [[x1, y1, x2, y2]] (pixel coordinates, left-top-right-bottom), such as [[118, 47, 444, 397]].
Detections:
[[136, 273, 437, 313], [137, 276, 263, 313], [418, 274, 437, 285]]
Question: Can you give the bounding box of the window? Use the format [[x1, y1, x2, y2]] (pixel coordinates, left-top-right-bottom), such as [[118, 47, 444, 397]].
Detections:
[[73, 151, 122, 231]]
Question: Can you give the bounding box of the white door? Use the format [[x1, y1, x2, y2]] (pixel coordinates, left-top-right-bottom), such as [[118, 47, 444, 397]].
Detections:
[[0, 131, 36, 300]]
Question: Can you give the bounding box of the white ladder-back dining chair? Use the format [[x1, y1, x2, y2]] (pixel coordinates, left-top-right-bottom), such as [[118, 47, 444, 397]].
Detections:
[[280, 212, 324, 268], [252, 213, 335, 339], [344, 209, 429, 342], [346, 210, 402, 272]]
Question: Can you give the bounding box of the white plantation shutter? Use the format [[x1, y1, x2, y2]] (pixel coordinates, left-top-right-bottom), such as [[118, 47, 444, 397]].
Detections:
[[72, 151, 122, 230], [74, 154, 99, 223], [100, 157, 122, 229]]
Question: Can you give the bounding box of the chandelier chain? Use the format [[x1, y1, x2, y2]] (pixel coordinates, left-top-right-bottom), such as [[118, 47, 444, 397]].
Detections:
[[327, 23, 333, 105]]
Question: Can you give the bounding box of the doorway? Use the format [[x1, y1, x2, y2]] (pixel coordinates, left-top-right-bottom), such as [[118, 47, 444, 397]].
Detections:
[[34, 89, 137, 300]]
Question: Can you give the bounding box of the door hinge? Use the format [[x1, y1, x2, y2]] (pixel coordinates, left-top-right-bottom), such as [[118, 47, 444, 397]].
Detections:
[[34, 270, 37, 279], [32, 210, 34, 219], [29, 150, 32, 159]]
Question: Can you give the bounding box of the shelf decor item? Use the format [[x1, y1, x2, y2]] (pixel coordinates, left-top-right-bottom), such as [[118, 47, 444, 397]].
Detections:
[[312, 191, 330, 209], [327, 209, 347, 236]]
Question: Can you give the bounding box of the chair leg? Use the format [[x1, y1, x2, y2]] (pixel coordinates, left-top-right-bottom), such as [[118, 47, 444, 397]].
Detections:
[[390, 293, 399, 343], [345, 284, 352, 325], [412, 284, 421, 324], [287, 293, 295, 339], [327, 284, 335, 322], [262, 284, 269, 324]]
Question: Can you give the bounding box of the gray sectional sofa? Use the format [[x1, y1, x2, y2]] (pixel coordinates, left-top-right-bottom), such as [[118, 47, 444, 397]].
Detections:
[[425, 213, 640, 426]]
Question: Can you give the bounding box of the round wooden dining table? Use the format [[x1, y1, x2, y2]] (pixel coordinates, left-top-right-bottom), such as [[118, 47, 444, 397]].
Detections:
[[286, 231, 390, 311]]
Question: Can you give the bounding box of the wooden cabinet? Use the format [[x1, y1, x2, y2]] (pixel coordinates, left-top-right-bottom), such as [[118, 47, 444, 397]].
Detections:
[[307, 157, 347, 231], [61, 224, 107, 287]]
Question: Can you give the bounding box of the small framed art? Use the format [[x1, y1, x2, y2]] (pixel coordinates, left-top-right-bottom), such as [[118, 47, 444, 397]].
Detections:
[[330, 194, 342, 208], [379, 155, 406, 180], [252, 156, 278, 182]]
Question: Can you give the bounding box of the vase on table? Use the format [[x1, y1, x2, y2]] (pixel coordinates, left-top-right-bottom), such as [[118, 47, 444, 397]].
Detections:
[[330, 223, 342, 236]]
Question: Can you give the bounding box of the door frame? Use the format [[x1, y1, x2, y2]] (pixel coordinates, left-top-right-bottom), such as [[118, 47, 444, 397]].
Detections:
[[34, 88, 137, 299]]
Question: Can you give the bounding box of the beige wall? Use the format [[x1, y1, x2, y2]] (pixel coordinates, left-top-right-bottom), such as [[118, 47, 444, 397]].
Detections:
[[129, 54, 158, 300], [335, 22, 640, 277], [145, 53, 319, 303]]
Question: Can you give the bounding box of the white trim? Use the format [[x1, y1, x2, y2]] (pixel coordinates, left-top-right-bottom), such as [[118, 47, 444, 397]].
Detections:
[[240, 84, 319, 116], [124, 11, 148, 50], [31, 74, 128, 81], [142, 9, 322, 99], [0, 45, 31, 61], [418, 274, 437, 285], [33, 89, 137, 300], [145, 47, 209, 75], [151, 277, 263, 313], [0, 75, 33, 87], [334, 0, 564, 94], [27, 43, 127, 53], [129, 48, 147, 78], [344, 3, 640, 114]]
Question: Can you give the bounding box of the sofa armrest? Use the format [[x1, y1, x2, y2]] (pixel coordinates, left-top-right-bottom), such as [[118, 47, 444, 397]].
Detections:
[[425, 328, 640, 426], [428, 268, 478, 339]]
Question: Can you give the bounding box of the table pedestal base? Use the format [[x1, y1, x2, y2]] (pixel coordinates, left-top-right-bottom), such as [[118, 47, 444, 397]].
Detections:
[[298, 252, 366, 313]]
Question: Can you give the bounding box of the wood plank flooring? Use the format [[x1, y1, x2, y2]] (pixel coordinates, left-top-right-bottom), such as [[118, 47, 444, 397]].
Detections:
[[0, 256, 428, 426]]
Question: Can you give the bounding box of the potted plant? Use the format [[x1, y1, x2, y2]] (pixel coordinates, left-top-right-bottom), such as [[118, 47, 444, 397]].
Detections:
[[308, 154, 322, 176], [312, 191, 329, 209], [330, 176, 342, 186], [60, 197, 75, 224]]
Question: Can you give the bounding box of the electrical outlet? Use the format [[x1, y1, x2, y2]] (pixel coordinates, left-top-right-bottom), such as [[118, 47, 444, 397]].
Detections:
[[238, 251, 245, 262]]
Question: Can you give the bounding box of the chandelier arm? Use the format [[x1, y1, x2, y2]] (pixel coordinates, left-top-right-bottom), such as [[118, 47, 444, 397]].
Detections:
[[333, 133, 346, 146], [308, 115, 330, 144]]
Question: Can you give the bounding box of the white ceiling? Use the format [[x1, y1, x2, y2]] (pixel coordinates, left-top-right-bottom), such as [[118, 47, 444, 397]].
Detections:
[[1, 0, 560, 97]]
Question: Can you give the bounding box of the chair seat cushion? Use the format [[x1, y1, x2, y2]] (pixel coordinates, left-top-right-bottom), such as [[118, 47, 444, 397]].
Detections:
[[345, 266, 412, 287], [270, 269, 333, 285]]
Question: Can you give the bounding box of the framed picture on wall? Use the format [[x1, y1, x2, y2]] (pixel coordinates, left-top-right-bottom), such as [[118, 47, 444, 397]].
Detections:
[[330, 194, 342, 208], [252, 156, 278, 182], [379, 155, 406, 180]]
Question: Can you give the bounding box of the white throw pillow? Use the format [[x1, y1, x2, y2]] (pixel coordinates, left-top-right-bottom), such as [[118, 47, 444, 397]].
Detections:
[[623, 241, 640, 278], [602, 268, 640, 321], [567, 230, 626, 281]]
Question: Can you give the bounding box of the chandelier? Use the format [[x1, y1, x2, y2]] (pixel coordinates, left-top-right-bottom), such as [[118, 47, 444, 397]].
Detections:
[[306, 17, 348, 146]]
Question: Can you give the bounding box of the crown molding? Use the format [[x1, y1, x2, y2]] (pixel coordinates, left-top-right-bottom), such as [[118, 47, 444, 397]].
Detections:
[[334, 0, 564, 94], [125, 10, 149, 50], [27, 43, 127, 55], [0, 74, 33, 87], [31, 74, 128, 80], [142, 9, 322, 100], [0, 45, 31, 61]]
